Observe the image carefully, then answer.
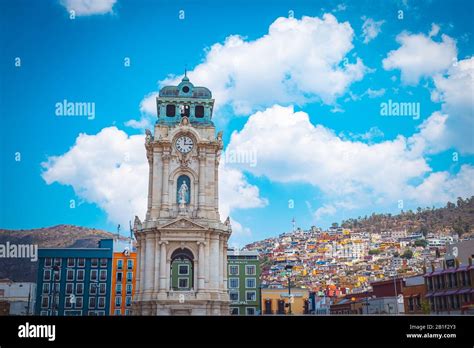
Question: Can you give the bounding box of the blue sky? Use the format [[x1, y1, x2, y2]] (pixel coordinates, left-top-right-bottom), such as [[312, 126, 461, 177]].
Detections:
[[0, 0, 473, 246]]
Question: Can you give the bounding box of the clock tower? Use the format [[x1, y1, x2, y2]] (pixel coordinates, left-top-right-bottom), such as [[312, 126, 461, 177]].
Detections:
[[132, 75, 231, 315]]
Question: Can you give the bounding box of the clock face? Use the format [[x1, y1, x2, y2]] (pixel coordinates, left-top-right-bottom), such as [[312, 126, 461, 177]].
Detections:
[[176, 135, 194, 153]]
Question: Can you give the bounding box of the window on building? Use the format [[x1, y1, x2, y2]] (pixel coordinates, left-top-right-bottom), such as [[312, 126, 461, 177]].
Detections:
[[99, 283, 106, 295], [117, 259, 123, 270], [115, 297, 121, 307], [91, 258, 98, 268], [43, 269, 51, 281], [116, 272, 123, 282], [178, 265, 189, 275], [115, 309, 121, 315], [126, 284, 132, 295], [230, 307, 239, 315], [126, 272, 133, 283], [264, 299, 272, 314], [277, 300, 286, 314], [41, 296, 49, 308], [178, 278, 188, 289], [127, 259, 133, 270], [65, 283, 73, 295], [229, 265, 239, 275], [90, 270, 98, 281], [52, 283, 60, 293], [246, 307, 256, 315], [116, 284, 122, 295], [195, 105, 204, 118], [98, 297, 105, 309], [65, 296, 72, 308], [89, 297, 96, 309], [77, 269, 85, 281], [75, 297, 83, 309], [229, 291, 239, 302], [66, 269, 74, 281], [125, 297, 132, 307], [42, 283, 50, 294], [125, 309, 131, 316], [100, 258, 107, 268], [229, 278, 239, 289], [44, 258, 52, 267], [245, 265, 256, 276], [53, 269, 61, 281], [166, 104, 176, 117], [246, 291, 256, 302], [99, 270, 107, 281], [76, 283, 84, 295], [78, 258, 85, 268], [90, 283, 97, 295], [54, 258, 62, 267], [67, 258, 75, 267], [246, 278, 256, 289]]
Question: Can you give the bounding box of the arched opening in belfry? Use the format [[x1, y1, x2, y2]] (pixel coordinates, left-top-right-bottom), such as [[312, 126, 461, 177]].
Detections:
[[170, 248, 194, 291]]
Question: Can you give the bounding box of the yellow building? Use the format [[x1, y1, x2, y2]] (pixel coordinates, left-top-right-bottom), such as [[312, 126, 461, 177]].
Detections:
[[261, 287, 310, 315]]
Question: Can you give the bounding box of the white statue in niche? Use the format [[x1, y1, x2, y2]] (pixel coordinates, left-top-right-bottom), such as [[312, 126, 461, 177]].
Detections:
[[178, 181, 189, 214]]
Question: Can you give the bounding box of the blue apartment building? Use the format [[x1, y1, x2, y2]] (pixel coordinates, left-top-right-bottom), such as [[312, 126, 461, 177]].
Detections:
[[35, 239, 113, 316]]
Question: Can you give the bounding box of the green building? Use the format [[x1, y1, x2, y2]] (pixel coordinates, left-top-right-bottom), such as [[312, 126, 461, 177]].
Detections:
[[227, 249, 261, 315]]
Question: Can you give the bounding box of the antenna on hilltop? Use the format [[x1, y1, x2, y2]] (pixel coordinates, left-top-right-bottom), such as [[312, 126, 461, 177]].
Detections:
[[292, 217, 296, 233]]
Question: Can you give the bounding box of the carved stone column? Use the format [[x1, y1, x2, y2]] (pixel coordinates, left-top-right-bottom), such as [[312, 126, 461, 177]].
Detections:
[[159, 241, 168, 291], [210, 235, 219, 290], [197, 241, 206, 291], [197, 150, 206, 215], [139, 235, 146, 297], [161, 152, 170, 214], [153, 234, 160, 294]]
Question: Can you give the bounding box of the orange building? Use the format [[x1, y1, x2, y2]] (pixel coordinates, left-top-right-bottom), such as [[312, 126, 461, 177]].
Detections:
[[110, 241, 137, 316], [261, 287, 310, 315]]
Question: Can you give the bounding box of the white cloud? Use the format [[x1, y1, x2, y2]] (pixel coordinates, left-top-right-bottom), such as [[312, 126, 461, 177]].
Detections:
[[361, 17, 385, 44], [41, 127, 148, 228], [429, 23, 441, 37], [383, 30, 457, 85], [408, 57, 474, 155], [408, 165, 474, 205], [333, 3, 347, 12], [218, 162, 268, 220], [227, 104, 474, 213], [314, 204, 337, 220], [140, 14, 367, 117], [430, 57, 474, 153], [41, 127, 267, 237], [60, 0, 116, 16]]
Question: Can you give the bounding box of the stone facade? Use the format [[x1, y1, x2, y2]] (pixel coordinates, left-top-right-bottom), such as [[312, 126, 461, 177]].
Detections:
[[132, 76, 231, 315]]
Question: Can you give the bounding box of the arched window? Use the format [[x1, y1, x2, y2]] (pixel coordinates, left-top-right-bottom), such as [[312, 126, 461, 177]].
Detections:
[[170, 248, 194, 291], [176, 175, 191, 204], [166, 104, 176, 117], [195, 105, 204, 118]]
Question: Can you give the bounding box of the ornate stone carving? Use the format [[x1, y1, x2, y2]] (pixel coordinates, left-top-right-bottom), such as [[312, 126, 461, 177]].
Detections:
[[134, 215, 142, 230], [160, 218, 206, 230], [145, 129, 152, 144]]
